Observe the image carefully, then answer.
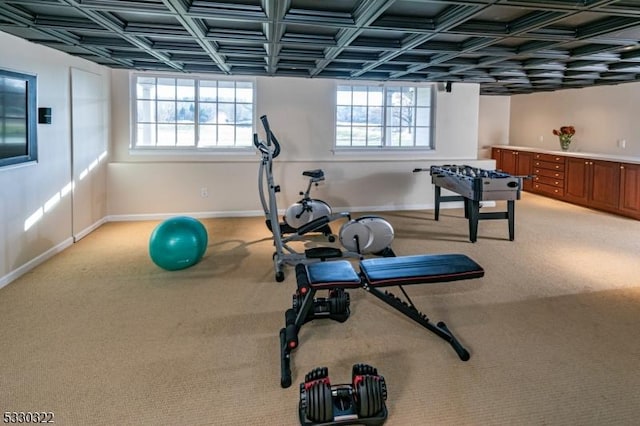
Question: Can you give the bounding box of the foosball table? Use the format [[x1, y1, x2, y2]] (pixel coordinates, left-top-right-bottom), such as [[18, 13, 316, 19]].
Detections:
[[413, 165, 525, 242]]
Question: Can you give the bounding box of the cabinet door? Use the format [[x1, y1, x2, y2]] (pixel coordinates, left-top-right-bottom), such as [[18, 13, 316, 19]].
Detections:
[[491, 147, 502, 167], [564, 157, 590, 205], [589, 160, 620, 212], [516, 151, 533, 191], [500, 149, 517, 175], [619, 163, 640, 218]]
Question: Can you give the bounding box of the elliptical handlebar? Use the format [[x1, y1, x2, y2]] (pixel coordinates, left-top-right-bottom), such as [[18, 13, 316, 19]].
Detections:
[[253, 128, 281, 158]]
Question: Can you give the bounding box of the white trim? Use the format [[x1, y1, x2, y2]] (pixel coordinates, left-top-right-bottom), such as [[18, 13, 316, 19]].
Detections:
[[74, 217, 108, 242], [0, 237, 74, 290], [106, 209, 265, 222]]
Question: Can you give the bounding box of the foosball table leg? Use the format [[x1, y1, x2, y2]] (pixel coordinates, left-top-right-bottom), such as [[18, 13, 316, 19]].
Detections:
[[468, 199, 480, 243], [434, 185, 441, 221], [508, 200, 515, 241]]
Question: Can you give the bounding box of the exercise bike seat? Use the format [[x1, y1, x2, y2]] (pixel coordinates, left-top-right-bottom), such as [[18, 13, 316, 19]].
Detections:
[[302, 169, 325, 180]]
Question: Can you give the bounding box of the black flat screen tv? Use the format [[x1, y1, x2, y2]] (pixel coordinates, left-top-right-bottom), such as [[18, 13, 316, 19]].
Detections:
[[0, 68, 38, 167]]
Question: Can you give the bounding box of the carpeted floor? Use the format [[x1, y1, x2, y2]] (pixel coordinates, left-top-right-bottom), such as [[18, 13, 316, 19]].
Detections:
[[2, 192, 640, 425]]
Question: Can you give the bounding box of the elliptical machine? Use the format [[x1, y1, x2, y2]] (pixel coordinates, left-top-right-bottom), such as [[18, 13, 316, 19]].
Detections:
[[254, 115, 395, 282]]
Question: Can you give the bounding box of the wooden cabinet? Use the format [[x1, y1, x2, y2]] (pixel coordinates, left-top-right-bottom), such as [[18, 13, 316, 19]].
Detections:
[[531, 153, 565, 198], [619, 163, 640, 219], [565, 158, 620, 212], [491, 146, 640, 220], [492, 147, 533, 191]]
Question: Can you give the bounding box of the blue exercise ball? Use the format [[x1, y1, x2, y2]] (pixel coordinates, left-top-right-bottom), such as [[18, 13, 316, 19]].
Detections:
[[149, 216, 208, 271]]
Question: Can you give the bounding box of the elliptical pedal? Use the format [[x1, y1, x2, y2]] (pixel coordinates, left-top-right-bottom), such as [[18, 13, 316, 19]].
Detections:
[[305, 247, 343, 260]]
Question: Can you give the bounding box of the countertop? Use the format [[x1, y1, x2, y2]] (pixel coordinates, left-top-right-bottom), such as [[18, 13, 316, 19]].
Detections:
[[492, 145, 640, 165]]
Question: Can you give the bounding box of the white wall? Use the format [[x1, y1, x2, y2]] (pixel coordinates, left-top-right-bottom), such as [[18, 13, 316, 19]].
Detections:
[[0, 31, 110, 287], [108, 72, 491, 218], [509, 82, 640, 156], [478, 95, 511, 158]]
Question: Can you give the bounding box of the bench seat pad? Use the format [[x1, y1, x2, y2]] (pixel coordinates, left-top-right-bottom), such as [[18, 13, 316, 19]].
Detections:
[[306, 260, 361, 289], [360, 254, 484, 287]]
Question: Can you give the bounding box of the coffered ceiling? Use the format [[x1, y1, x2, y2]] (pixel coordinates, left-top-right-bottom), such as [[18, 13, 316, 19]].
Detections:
[[2, 0, 640, 95]]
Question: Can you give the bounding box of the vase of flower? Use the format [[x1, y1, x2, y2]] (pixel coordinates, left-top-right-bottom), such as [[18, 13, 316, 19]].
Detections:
[[553, 126, 575, 151]]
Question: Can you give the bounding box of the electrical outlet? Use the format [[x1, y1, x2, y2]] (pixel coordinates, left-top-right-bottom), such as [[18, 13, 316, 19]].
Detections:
[[618, 139, 626, 149], [200, 187, 208, 198]]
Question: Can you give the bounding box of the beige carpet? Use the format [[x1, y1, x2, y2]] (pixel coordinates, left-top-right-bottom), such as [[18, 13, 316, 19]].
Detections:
[[2, 192, 640, 425]]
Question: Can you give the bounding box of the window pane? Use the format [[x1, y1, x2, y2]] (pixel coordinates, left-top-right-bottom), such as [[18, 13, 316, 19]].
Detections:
[[236, 103, 252, 124], [218, 81, 234, 102], [199, 103, 217, 124], [352, 106, 367, 125], [177, 124, 195, 146], [199, 81, 217, 101], [137, 77, 156, 99], [157, 78, 176, 100], [401, 107, 415, 128], [177, 79, 195, 100], [415, 127, 431, 146], [387, 127, 400, 146], [336, 126, 351, 146], [137, 100, 155, 122], [218, 103, 234, 123], [177, 101, 195, 122], [400, 128, 415, 146], [367, 127, 382, 146], [416, 87, 431, 106], [236, 125, 252, 146], [352, 88, 368, 106], [416, 107, 430, 126], [218, 125, 234, 145], [236, 82, 252, 103], [402, 87, 416, 106], [336, 106, 351, 123], [368, 88, 383, 107], [199, 124, 216, 147], [368, 106, 382, 125], [352, 126, 367, 145], [336, 87, 352, 105], [5, 118, 26, 143], [387, 107, 401, 126], [157, 124, 175, 146], [157, 101, 175, 123], [387, 87, 401, 106], [137, 124, 156, 146]]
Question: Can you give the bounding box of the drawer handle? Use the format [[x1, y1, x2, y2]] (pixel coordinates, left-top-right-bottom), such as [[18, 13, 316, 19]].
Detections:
[[555, 182, 559, 185], [555, 165, 560, 168]]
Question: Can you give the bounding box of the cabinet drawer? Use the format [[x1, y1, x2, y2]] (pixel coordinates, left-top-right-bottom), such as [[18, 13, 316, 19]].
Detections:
[[533, 182, 564, 197], [533, 168, 564, 179], [534, 175, 564, 187], [534, 160, 565, 171], [534, 153, 565, 163]]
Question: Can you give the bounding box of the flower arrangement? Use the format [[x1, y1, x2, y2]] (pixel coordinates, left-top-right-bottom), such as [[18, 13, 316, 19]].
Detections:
[[552, 126, 575, 151]]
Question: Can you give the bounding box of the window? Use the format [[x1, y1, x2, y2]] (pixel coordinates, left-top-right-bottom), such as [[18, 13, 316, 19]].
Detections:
[[0, 69, 37, 167], [132, 75, 254, 150], [335, 84, 433, 149]]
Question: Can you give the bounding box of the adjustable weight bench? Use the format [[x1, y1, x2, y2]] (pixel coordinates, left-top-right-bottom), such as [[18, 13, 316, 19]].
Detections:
[[279, 253, 485, 388]]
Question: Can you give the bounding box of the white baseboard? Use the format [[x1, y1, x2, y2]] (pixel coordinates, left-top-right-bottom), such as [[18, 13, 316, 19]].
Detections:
[[105, 209, 265, 222], [0, 237, 74, 290], [74, 217, 108, 242]]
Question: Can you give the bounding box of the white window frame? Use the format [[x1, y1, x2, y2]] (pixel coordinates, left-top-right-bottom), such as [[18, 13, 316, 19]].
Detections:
[[130, 72, 256, 153], [334, 82, 435, 151]]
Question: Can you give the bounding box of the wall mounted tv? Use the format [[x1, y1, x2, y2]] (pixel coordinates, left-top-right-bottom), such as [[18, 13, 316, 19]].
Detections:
[[0, 68, 38, 167]]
